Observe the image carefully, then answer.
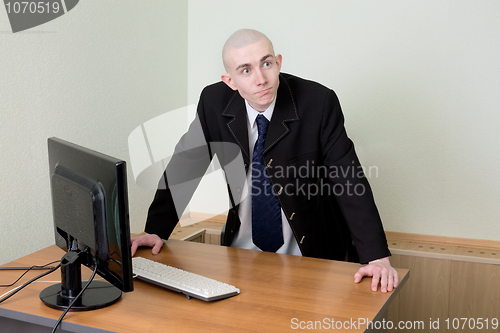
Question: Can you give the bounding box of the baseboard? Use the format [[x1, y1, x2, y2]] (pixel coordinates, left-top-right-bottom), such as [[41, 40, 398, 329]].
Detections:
[[385, 231, 500, 250], [187, 212, 227, 223]]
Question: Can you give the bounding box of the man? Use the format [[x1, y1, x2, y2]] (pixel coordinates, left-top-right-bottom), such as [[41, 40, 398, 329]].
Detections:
[[132, 29, 398, 293]]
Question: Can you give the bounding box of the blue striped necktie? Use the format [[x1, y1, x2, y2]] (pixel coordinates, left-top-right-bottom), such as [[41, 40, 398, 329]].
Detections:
[[251, 114, 284, 252]]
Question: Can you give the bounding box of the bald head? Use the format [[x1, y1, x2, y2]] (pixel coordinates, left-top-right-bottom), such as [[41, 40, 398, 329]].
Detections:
[[222, 29, 275, 71], [220, 29, 282, 111]]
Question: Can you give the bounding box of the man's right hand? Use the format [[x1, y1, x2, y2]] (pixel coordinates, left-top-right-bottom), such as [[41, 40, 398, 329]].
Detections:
[[131, 233, 164, 257]]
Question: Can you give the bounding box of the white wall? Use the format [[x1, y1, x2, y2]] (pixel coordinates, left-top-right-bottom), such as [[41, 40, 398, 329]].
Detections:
[[0, 1, 188, 265], [187, 0, 500, 241], [2, 0, 499, 267]]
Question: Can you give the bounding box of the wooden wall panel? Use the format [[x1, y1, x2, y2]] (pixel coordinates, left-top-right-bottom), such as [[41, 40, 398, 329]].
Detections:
[[397, 256, 451, 333], [448, 261, 500, 333]]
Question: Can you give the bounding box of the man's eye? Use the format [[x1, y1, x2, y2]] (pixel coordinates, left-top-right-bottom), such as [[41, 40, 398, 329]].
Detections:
[[242, 68, 250, 74], [263, 61, 271, 68]]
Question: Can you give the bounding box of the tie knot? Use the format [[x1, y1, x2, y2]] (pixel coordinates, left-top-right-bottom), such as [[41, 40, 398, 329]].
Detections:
[[256, 114, 270, 136]]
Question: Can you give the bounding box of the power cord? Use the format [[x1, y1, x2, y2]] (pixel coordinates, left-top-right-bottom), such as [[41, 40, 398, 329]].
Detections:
[[51, 257, 98, 333], [0, 262, 61, 304], [0, 260, 60, 288]]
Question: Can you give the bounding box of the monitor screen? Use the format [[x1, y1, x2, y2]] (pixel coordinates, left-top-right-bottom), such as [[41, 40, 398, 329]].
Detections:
[[40, 137, 134, 311]]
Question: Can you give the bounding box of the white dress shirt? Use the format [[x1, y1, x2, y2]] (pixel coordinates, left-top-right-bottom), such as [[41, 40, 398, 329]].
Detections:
[[230, 98, 302, 256]]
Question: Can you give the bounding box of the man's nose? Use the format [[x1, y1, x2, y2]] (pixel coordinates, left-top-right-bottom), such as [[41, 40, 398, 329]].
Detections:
[[254, 68, 266, 85]]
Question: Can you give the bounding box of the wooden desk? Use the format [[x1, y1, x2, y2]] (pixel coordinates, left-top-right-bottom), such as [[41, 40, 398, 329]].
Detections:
[[0, 240, 408, 332]]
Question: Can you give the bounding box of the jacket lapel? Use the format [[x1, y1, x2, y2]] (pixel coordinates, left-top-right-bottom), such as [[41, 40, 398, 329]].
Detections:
[[264, 74, 300, 154], [221, 92, 251, 164]]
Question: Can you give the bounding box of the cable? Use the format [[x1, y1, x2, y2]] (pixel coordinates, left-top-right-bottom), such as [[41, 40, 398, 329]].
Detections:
[[0, 260, 61, 287], [0, 266, 58, 270], [51, 258, 98, 333], [0, 277, 105, 300], [0, 263, 61, 304], [0, 285, 22, 299]]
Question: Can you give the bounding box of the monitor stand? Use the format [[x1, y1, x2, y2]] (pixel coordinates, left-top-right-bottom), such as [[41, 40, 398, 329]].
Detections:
[[40, 250, 121, 311]]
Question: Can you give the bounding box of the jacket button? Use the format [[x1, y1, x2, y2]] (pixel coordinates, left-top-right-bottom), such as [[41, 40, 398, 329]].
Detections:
[[275, 184, 283, 195]]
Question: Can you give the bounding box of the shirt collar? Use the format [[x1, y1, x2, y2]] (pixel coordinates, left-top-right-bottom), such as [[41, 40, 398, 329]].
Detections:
[[245, 97, 277, 128]]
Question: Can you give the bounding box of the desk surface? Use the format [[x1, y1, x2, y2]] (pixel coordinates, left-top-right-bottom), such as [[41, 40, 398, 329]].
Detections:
[[0, 240, 408, 332]]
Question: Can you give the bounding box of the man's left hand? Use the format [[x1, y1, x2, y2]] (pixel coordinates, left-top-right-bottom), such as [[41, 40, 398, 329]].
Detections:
[[354, 257, 398, 293]]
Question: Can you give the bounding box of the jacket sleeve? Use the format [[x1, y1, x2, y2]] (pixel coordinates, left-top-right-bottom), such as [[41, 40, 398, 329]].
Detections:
[[145, 91, 213, 239], [321, 90, 390, 263]]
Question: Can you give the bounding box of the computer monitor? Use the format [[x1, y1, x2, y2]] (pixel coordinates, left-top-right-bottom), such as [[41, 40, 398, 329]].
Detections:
[[40, 137, 134, 311]]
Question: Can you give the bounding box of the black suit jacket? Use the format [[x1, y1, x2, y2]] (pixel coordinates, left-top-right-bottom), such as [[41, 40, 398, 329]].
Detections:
[[145, 73, 390, 263]]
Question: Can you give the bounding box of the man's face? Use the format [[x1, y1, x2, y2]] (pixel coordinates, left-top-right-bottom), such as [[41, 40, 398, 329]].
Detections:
[[222, 38, 282, 112]]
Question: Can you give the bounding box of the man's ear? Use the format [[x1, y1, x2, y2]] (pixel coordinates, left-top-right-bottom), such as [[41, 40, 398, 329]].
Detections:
[[221, 73, 237, 91], [275, 54, 283, 71]]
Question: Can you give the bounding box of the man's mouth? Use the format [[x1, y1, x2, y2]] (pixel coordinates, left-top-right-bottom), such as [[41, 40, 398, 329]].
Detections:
[[256, 88, 271, 95]]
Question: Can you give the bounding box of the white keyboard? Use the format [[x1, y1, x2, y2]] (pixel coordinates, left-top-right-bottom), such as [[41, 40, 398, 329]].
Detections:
[[132, 257, 240, 301]]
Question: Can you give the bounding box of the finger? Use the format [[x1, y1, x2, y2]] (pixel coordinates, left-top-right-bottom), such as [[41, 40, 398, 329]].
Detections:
[[354, 266, 369, 283], [371, 270, 381, 292], [130, 240, 138, 257], [387, 271, 394, 292], [152, 240, 163, 255], [380, 269, 388, 293], [393, 270, 399, 288], [131, 236, 150, 255]]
